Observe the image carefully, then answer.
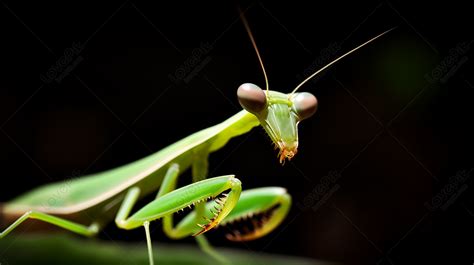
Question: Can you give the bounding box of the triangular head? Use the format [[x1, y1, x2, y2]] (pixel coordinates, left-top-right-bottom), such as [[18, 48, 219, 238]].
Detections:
[[237, 83, 317, 163]]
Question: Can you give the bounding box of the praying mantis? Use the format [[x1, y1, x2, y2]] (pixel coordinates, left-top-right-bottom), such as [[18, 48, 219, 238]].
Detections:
[[0, 12, 393, 265]]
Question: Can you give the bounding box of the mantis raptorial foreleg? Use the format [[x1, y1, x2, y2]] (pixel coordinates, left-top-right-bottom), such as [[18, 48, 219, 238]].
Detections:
[[192, 150, 210, 219], [156, 163, 180, 198], [158, 163, 230, 264], [114, 162, 242, 264], [157, 163, 192, 239], [189, 150, 231, 262]]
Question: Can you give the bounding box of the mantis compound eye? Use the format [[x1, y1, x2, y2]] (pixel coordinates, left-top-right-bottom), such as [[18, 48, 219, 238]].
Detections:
[[292, 92, 318, 120], [237, 83, 267, 114]]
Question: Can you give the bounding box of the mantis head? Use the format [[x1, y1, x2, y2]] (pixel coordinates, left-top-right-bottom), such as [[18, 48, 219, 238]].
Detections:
[[238, 11, 393, 164], [237, 83, 317, 164], [236, 13, 316, 164]]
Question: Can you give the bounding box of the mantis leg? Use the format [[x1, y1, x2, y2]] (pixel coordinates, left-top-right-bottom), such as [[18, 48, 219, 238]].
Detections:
[[191, 152, 230, 264], [158, 164, 184, 239], [157, 161, 228, 264], [172, 187, 292, 241], [157, 161, 231, 264], [155, 163, 180, 198], [114, 163, 182, 229], [192, 151, 209, 219], [113, 186, 155, 265], [115, 167, 242, 265], [143, 221, 154, 265], [0, 210, 100, 238], [195, 234, 230, 265]]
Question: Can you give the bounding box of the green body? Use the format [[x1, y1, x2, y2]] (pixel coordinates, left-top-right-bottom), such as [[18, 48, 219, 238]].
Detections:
[[1, 89, 297, 265], [1, 90, 297, 247], [1, 22, 388, 264], [3, 90, 296, 221], [3, 110, 257, 220]]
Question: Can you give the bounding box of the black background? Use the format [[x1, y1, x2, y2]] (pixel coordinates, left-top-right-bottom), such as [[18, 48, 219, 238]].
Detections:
[[1, 1, 473, 264]]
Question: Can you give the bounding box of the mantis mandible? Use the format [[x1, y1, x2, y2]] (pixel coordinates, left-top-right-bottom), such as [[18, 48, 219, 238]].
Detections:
[[0, 12, 393, 265]]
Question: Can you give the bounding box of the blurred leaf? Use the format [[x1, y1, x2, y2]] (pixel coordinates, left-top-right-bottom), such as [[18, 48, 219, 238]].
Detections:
[[0, 234, 332, 265]]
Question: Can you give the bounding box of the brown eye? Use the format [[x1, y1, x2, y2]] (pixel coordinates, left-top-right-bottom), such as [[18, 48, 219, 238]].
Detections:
[[292, 92, 318, 120], [237, 83, 267, 114]]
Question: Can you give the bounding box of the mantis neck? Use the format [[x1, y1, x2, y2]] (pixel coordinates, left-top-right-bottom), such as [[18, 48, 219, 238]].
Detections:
[[208, 110, 260, 153]]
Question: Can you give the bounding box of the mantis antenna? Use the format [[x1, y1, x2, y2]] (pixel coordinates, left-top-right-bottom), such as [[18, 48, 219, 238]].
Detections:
[[240, 9, 270, 93], [290, 27, 396, 96]]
